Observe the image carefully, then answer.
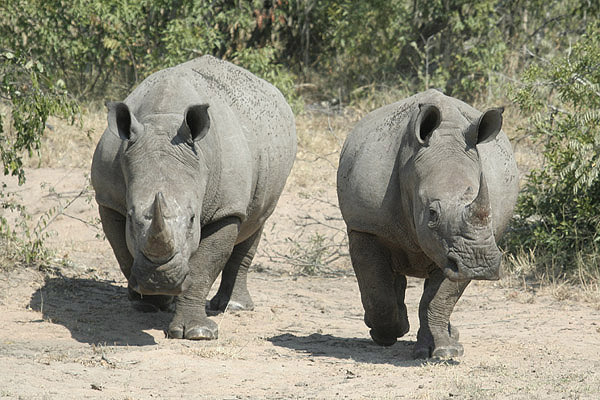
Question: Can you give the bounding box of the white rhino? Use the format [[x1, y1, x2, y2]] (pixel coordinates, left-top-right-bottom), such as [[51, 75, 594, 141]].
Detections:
[[91, 56, 296, 340], [337, 89, 518, 358]]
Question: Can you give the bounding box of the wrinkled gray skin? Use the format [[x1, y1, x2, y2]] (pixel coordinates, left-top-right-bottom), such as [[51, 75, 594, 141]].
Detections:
[[337, 89, 518, 358], [91, 56, 296, 340]]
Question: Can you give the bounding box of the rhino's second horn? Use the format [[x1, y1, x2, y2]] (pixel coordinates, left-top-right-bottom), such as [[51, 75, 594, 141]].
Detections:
[[143, 192, 176, 263], [465, 173, 491, 227]]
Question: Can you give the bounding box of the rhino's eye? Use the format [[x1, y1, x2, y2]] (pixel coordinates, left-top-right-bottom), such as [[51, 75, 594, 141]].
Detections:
[[428, 209, 439, 226], [186, 214, 196, 238], [428, 202, 441, 228]]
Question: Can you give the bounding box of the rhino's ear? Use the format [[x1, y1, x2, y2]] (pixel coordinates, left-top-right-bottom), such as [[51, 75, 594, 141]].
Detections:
[[106, 101, 143, 141], [475, 107, 503, 145], [181, 104, 210, 143], [415, 103, 441, 146]]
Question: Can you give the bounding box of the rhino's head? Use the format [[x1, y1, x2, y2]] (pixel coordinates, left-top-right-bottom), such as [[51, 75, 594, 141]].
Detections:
[[107, 101, 211, 295], [403, 103, 504, 281]]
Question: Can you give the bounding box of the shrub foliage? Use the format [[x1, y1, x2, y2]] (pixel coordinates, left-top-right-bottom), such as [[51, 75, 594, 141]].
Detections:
[[505, 23, 600, 275], [0, 51, 79, 184], [0, 50, 79, 265], [1, 0, 597, 103]]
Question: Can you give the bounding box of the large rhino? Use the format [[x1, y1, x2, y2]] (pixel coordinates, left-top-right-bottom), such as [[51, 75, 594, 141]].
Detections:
[[337, 89, 518, 358], [91, 56, 296, 340]]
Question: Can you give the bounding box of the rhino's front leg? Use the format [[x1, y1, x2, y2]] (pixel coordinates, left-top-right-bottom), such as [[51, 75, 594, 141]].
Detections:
[[168, 217, 239, 340], [414, 268, 469, 359], [348, 231, 410, 346], [98, 205, 133, 278], [208, 225, 263, 313]]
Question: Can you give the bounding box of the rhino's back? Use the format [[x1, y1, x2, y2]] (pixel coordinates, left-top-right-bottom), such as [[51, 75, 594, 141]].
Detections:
[[182, 56, 295, 144], [182, 56, 297, 230], [337, 89, 518, 242], [337, 100, 412, 242], [186, 57, 296, 239]]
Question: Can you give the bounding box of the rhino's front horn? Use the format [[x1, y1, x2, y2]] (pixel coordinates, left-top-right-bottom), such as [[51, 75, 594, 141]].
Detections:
[[465, 173, 492, 227], [143, 192, 176, 263]]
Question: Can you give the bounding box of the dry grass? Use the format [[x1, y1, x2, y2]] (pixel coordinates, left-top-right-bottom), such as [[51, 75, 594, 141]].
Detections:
[[264, 106, 367, 275], [288, 108, 360, 190], [503, 250, 600, 308], [22, 109, 105, 171], [179, 336, 253, 359]]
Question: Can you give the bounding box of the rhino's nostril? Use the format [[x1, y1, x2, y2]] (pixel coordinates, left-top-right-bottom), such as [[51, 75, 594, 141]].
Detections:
[[446, 256, 459, 273], [442, 256, 463, 281]]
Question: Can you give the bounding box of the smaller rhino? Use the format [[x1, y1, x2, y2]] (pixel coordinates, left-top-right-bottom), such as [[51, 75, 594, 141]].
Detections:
[[337, 89, 518, 358]]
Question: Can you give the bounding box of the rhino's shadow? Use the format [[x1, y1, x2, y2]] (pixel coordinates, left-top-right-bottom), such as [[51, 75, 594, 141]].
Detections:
[[269, 333, 455, 367], [29, 276, 172, 346]]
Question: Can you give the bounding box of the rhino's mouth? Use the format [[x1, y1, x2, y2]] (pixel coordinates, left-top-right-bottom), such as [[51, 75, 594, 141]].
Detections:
[[441, 253, 500, 282], [129, 256, 192, 296], [129, 273, 191, 296]]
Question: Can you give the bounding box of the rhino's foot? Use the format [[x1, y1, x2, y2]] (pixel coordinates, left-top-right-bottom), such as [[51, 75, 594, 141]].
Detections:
[[413, 323, 463, 359], [413, 342, 464, 359], [167, 316, 218, 340], [412, 343, 431, 359], [365, 311, 410, 346], [449, 322, 459, 341], [432, 343, 464, 359], [368, 320, 410, 347], [207, 292, 254, 315], [369, 329, 398, 346], [364, 313, 409, 331], [128, 288, 174, 313]]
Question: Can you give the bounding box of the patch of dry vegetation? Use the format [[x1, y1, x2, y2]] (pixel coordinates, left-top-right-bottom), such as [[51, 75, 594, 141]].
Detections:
[[288, 108, 357, 190], [22, 110, 105, 170], [503, 250, 600, 308], [262, 107, 361, 276]]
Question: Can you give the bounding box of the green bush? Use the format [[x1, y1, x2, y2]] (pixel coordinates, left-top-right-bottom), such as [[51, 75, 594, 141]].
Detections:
[[2, 0, 597, 106], [290, 0, 597, 103], [0, 51, 79, 265], [0, 51, 79, 184], [504, 23, 600, 277], [0, 0, 298, 102]]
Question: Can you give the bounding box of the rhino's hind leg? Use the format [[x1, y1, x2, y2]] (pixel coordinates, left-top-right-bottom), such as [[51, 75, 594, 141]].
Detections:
[[348, 231, 410, 346], [393, 273, 410, 335], [207, 226, 263, 314], [413, 269, 469, 359], [168, 217, 239, 340]]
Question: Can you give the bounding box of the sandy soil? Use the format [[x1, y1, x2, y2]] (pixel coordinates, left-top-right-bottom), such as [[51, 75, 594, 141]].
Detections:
[[1, 167, 599, 400]]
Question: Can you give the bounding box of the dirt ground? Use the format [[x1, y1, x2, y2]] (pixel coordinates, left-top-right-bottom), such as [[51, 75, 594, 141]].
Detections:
[[0, 165, 598, 400]]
